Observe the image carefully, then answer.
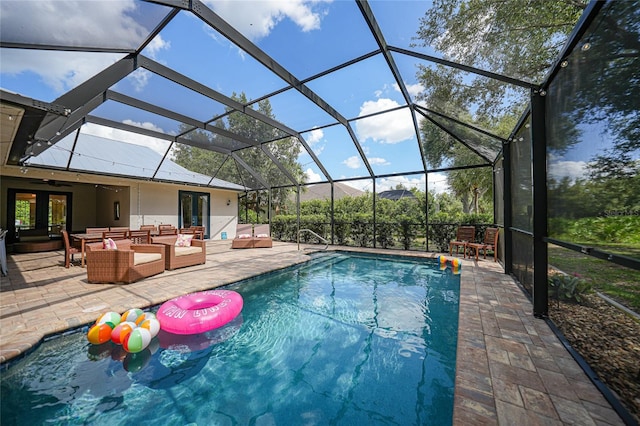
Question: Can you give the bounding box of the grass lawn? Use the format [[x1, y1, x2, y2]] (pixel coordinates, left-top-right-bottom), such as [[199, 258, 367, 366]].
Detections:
[[548, 244, 640, 312]]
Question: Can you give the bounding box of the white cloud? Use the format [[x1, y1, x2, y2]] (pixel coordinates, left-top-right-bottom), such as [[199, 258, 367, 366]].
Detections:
[[376, 175, 427, 192], [394, 82, 424, 99], [81, 122, 170, 156], [356, 99, 415, 144], [299, 129, 325, 158], [144, 35, 171, 59], [306, 128, 324, 145], [343, 156, 361, 169], [127, 68, 152, 92], [548, 160, 587, 183], [304, 168, 322, 183], [428, 172, 450, 194], [1, 1, 149, 48], [1, 50, 122, 94], [0, 1, 168, 94], [368, 157, 389, 166], [340, 179, 372, 192], [204, 0, 330, 41]]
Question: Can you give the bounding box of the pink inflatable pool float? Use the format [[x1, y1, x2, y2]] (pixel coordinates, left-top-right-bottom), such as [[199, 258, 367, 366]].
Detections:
[[157, 289, 243, 335]]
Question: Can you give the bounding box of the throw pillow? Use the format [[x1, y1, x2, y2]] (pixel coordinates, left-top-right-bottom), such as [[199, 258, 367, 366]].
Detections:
[[103, 238, 118, 250], [175, 233, 194, 247], [256, 233, 269, 238], [238, 233, 251, 239]]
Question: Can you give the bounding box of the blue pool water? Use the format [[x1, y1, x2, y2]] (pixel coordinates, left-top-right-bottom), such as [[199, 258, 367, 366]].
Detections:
[[1, 252, 460, 425]]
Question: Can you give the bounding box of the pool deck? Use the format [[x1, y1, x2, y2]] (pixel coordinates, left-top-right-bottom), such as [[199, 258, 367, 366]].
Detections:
[[0, 241, 624, 425]]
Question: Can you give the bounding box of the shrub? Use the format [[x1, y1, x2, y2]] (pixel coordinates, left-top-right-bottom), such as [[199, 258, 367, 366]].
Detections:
[[548, 273, 593, 304]]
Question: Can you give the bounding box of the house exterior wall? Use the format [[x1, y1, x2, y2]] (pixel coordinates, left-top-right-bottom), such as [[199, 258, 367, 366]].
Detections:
[[1, 167, 239, 240]]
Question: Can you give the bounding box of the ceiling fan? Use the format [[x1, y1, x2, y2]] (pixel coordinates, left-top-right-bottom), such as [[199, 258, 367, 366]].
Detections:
[[31, 179, 72, 187]]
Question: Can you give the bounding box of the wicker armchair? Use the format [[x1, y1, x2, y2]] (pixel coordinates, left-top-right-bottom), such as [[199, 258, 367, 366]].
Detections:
[[151, 235, 206, 270], [85, 239, 165, 284]]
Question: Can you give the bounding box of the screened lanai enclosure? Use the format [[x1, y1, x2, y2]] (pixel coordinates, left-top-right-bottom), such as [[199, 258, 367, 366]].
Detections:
[[1, 0, 639, 420]]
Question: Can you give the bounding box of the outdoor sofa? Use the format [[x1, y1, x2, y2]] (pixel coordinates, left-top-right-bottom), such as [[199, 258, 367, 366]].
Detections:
[[151, 234, 206, 270]]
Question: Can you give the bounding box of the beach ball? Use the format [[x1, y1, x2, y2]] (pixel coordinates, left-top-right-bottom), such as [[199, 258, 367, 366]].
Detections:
[[439, 255, 447, 264], [87, 323, 113, 345], [95, 311, 121, 329], [139, 318, 161, 338], [134, 311, 156, 326], [451, 258, 460, 268], [111, 321, 138, 345], [123, 327, 152, 353], [121, 308, 144, 324]]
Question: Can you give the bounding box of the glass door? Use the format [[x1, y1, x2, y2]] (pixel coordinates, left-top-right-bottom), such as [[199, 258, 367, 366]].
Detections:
[[179, 191, 210, 238], [7, 189, 71, 243]]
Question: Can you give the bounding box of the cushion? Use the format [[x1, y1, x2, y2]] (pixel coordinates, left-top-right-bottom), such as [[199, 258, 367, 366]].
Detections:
[[237, 233, 251, 239], [174, 246, 203, 257], [175, 234, 194, 247], [133, 252, 162, 266], [103, 238, 118, 250], [256, 233, 269, 238]]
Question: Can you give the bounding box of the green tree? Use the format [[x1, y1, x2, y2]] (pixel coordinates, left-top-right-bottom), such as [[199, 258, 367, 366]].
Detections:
[[413, 0, 587, 122], [172, 93, 305, 218]]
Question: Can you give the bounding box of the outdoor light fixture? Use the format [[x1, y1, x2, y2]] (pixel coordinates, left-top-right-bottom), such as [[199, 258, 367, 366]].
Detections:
[[560, 60, 569, 68], [581, 42, 591, 51], [227, 199, 231, 206]]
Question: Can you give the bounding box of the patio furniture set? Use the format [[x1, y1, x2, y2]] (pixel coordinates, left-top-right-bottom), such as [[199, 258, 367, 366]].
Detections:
[[449, 226, 499, 261], [61, 226, 207, 284]]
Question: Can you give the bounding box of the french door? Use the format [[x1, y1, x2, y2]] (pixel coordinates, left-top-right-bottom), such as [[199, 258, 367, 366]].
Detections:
[[6, 188, 72, 243], [179, 191, 210, 239]]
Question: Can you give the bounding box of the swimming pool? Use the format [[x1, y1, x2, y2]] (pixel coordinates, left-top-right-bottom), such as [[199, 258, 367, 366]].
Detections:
[[1, 251, 460, 425]]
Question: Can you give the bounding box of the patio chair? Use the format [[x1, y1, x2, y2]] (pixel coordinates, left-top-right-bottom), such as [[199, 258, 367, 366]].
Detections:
[[231, 224, 253, 249], [61, 229, 80, 268], [252, 224, 273, 248], [467, 227, 499, 262], [128, 229, 151, 244], [102, 230, 128, 241], [449, 225, 475, 258], [158, 227, 178, 236], [151, 234, 206, 270], [85, 239, 165, 284], [110, 226, 130, 232], [190, 225, 205, 239], [139, 224, 157, 233]]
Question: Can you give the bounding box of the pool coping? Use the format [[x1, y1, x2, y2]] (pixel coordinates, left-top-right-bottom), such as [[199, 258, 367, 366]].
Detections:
[[0, 241, 626, 425]]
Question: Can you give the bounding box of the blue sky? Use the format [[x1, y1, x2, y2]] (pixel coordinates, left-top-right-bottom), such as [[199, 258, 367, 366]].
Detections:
[[0, 0, 493, 194]]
